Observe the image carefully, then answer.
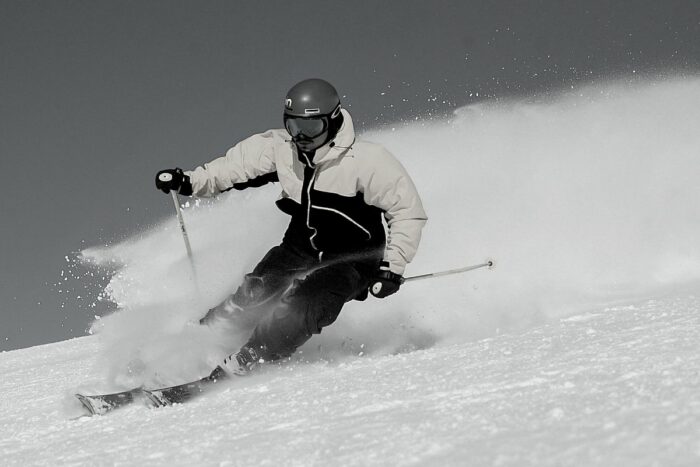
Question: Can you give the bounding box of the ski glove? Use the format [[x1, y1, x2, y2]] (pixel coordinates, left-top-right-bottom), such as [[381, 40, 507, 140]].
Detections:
[[370, 264, 404, 298], [155, 168, 193, 196]]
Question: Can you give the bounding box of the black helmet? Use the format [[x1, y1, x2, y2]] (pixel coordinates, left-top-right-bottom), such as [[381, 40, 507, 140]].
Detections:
[[284, 78, 344, 153]]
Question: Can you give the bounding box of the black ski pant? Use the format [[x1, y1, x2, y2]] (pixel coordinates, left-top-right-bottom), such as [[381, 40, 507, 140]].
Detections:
[[204, 242, 381, 361]]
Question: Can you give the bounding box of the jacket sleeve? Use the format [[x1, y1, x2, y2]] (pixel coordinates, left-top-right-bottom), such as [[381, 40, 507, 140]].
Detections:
[[361, 148, 428, 275], [185, 130, 278, 197]]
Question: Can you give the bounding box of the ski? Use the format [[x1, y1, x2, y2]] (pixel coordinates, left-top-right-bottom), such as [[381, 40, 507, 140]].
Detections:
[[74, 367, 228, 416], [75, 387, 145, 416], [143, 368, 225, 407]]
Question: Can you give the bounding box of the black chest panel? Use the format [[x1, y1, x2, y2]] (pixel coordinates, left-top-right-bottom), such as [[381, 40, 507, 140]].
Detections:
[[307, 188, 385, 252], [277, 161, 386, 256]]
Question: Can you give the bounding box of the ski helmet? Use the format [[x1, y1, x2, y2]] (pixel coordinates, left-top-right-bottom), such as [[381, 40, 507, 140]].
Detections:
[[283, 78, 343, 152]]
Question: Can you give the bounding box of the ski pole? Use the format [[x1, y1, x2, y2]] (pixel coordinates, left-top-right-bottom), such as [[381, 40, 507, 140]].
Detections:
[[404, 259, 494, 283], [170, 191, 195, 264], [169, 190, 199, 285], [158, 173, 199, 285]]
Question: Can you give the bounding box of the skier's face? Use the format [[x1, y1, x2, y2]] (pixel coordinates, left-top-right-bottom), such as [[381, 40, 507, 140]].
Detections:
[[284, 115, 328, 139]]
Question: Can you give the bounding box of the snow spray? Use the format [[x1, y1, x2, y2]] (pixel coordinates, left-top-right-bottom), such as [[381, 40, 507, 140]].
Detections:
[[81, 77, 700, 382]]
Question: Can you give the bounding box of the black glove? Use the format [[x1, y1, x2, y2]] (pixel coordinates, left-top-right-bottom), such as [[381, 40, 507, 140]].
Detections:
[[155, 168, 193, 195], [369, 265, 404, 298]]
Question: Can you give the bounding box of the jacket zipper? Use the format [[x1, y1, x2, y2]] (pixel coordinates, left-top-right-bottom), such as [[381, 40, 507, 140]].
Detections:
[[306, 167, 319, 253], [308, 176, 324, 262], [300, 153, 322, 260]]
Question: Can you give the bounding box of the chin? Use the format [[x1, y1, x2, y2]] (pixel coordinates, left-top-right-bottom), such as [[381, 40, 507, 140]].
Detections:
[[296, 142, 316, 151]]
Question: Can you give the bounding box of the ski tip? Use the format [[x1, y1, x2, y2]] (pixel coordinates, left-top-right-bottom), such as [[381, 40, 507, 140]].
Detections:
[[74, 393, 98, 416]]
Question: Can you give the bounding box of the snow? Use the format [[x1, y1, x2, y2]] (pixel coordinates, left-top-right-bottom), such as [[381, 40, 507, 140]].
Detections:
[[2, 78, 700, 464], [1, 295, 699, 465]]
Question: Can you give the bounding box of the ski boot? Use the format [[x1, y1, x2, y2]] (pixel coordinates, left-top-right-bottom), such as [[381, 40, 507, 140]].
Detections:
[[215, 346, 262, 377]]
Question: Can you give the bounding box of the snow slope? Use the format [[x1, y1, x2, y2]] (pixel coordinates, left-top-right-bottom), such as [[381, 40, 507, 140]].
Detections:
[[3, 78, 700, 465], [1, 295, 698, 465]]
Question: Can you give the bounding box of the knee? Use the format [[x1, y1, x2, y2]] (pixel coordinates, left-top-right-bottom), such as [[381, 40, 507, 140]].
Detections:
[[232, 273, 290, 310], [232, 274, 266, 306]]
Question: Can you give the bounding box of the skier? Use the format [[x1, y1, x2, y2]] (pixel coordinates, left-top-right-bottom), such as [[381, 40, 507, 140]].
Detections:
[[155, 78, 427, 377]]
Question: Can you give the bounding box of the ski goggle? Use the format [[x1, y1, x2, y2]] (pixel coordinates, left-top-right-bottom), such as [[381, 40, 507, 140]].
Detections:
[[284, 115, 329, 139]]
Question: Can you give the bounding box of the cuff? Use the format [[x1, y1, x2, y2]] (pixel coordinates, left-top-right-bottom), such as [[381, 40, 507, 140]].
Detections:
[[381, 258, 406, 276], [179, 173, 194, 196]]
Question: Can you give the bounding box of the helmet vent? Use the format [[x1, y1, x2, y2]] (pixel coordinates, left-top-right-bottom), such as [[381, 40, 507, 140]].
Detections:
[[304, 108, 321, 115]]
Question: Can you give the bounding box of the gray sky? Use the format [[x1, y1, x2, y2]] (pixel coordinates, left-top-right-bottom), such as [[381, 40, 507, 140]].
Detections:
[[1, 0, 699, 351]]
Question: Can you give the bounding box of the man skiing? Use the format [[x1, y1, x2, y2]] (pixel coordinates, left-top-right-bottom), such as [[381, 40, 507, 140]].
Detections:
[[155, 78, 427, 377]]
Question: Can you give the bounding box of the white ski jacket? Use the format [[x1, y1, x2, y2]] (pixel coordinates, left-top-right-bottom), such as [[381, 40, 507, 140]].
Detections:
[[186, 109, 427, 275]]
